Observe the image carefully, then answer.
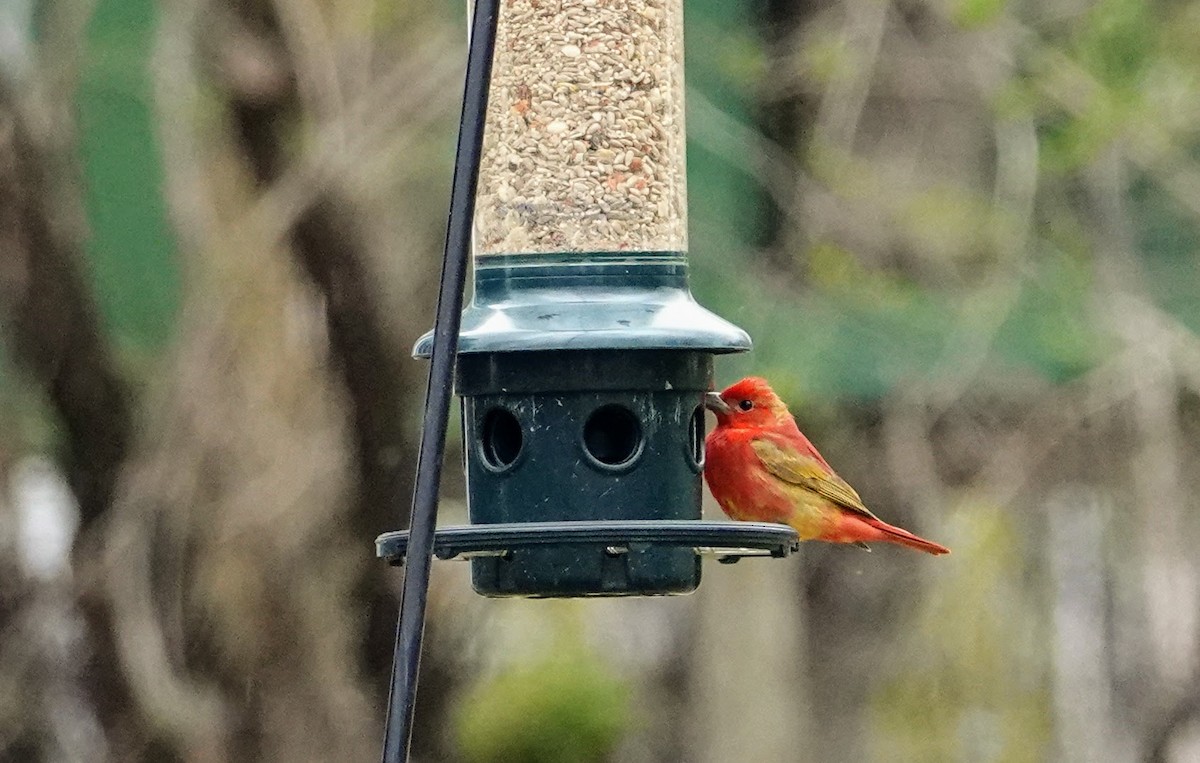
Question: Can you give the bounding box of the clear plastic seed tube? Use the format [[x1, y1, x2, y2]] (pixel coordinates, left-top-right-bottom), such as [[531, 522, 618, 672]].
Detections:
[[473, 0, 688, 256]]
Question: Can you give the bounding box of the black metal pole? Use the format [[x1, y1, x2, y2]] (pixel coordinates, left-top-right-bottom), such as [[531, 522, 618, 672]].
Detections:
[[380, 0, 499, 760]]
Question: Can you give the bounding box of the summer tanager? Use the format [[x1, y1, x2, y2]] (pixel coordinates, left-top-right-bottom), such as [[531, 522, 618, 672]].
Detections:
[[704, 377, 950, 555]]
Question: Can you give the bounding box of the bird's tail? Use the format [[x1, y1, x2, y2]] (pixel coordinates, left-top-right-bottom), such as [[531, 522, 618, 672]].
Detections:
[[869, 518, 951, 555]]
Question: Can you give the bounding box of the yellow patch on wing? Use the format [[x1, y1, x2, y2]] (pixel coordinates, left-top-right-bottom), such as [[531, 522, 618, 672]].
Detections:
[[750, 437, 879, 521]]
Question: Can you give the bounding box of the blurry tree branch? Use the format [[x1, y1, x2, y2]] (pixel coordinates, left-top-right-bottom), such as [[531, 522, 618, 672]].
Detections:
[[100, 84, 376, 761], [108, 0, 467, 758], [1029, 44, 1200, 229], [1146, 677, 1200, 763], [688, 88, 819, 243], [201, 7, 462, 737], [811, 0, 887, 155], [206, 0, 461, 547], [0, 82, 132, 534], [1087, 149, 1197, 733], [0, 30, 133, 759]]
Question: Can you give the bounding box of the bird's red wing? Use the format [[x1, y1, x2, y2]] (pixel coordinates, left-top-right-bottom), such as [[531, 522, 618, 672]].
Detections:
[[749, 437, 881, 521]]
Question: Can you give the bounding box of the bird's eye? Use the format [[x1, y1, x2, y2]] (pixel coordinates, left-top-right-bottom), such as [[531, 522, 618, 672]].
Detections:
[[738, 399, 754, 411]]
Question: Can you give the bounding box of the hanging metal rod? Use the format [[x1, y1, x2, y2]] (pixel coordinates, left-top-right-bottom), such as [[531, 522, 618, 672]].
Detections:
[[380, 0, 500, 759]]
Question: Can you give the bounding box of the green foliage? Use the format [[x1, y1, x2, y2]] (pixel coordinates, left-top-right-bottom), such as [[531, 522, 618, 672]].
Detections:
[[695, 235, 1107, 399], [898, 186, 995, 267], [1132, 175, 1200, 334], [688, 0, 1200, 407], [1036, 89, 1127, 173], [77, 0, 180, 357], [801, 33, 856, 87], [685, 0, 763, 257], [993, 250, 1104, 383], [1074, 0, 1155, 91], [0, 347, 62, 455], [951, 0, 1008, 30], [453, 635, 630, 763]]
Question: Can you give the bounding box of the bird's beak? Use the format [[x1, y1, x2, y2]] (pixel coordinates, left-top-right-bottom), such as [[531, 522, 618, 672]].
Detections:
[[704, 392, 732, 415]]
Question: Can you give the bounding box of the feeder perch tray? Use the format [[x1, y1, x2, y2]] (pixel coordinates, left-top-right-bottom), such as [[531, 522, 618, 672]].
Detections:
[[376, 520, 800, 597]]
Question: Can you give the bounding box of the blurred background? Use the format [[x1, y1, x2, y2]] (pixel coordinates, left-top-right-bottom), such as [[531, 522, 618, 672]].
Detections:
[[2, 0, 1199, 760]]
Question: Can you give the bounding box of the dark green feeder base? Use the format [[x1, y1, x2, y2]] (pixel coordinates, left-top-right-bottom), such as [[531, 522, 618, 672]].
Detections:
[[404, 252, 758, 597], [456, 350, 713, 595], [375, 521, 800, 598]]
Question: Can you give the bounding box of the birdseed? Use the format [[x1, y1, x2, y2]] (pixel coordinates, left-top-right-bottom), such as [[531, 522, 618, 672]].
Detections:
[[473, 0, 688, 255]]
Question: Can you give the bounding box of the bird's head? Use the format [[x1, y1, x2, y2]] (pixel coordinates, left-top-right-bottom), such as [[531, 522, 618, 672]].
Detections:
[[704, 377, 792, 429]]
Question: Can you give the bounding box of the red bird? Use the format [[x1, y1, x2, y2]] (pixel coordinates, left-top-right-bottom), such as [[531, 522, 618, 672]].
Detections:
[[704, 377, 950, 555]]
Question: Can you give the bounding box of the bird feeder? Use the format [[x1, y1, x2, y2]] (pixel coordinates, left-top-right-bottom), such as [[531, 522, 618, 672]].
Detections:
[[376, 0, 799, 597]]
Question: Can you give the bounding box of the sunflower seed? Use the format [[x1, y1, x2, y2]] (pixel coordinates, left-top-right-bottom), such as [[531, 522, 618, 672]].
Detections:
[[474, 0, 687, 255]]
